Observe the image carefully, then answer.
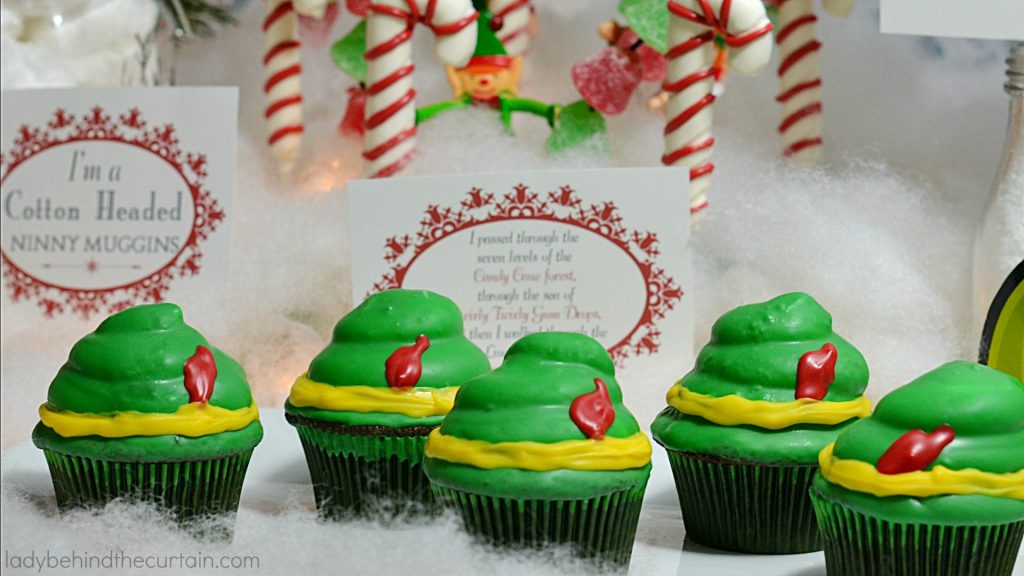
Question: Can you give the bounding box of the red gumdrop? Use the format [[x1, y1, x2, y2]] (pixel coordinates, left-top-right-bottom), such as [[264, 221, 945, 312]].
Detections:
[[571, 47, 642, 115], [613, 28, 666, 83], [346, 0, 370, 17], [339, 86, 367, 137], [636, 44, 667, 82], [298, 1, 340, 48]]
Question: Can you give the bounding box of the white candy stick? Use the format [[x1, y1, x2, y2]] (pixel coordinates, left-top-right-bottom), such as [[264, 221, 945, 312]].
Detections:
[[488, 0, 533, 56], [363, 0, 478, 178], [263, 0, 304, 173], [664, 0, 773, 215], [775, 0, 853, 161]]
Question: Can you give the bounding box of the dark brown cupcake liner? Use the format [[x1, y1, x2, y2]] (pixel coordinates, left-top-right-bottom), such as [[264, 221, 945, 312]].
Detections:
[[41, 449, 253, 522], [665, 449, 821, 554], [432, 482, 647, 567], [291, 420, 436, 518], [810, 487, 1024, 576]]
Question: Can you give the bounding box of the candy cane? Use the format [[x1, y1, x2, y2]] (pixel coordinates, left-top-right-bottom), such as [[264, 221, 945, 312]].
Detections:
[[263, 0, 305, 173], [363, 0, 478, 178], [775, 0, 853, 161], [664, 0, 773, 215], [488, 0, 532, 56]]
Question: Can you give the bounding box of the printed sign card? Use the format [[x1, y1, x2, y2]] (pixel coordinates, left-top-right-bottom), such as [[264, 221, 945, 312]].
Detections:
[[348, 168, 693, 370], [881, 0, 1024, 41], [0, 88, 237, 318]]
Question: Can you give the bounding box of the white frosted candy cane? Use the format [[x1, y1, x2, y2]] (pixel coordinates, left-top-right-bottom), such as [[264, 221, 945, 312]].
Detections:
[[263, 0, 306, 173], [488, 0, 533, 56], [774, 0, 853, 161], [363, 0, 478, 178], [664, 0, 773, 215]]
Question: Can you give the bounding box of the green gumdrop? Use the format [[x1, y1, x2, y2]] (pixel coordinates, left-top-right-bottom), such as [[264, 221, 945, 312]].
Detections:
[[619, 0, 668, 54], [331, 20, 367, 84], [546, 101, 609, 155]]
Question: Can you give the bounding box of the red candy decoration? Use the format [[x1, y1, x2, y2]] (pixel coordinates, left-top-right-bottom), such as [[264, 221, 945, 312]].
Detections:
[[298, 1, 340, 48], [876, 424, 956, 475], [385, 335, 430, 389], [570, 378, 616, 440], [340, 86, 368, 136], [614, 28, 667, 83], [183, 345, 217, 404], [795, 343, 838, 401], [572, 48, 642, 115]]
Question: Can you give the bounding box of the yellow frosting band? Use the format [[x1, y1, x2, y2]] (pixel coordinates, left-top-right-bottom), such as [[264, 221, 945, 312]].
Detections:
[[666, 385, 872, 430], [289, 373, 458, 417], [425, 429, 652, 471], [818, 443, 1024, 499], [38, 402, 260, 439]]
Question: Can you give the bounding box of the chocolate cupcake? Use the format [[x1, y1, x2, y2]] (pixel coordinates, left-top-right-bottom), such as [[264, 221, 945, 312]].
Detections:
[[651, 292, 870, 553], [32, 303, 263, 520], [811, 361, 1024, 576], [284, 289, 490, 518], [424, 332, 652, 566]]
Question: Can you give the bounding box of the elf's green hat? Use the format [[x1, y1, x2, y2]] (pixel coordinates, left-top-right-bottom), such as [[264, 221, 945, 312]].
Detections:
[[466, 5, 511, 68]]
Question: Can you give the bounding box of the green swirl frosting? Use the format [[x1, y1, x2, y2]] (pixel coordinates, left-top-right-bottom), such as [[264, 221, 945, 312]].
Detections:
[[425, 332, 651, 499], [813, 361, 1024, 525], [284, 289, 491, 427], [651, 292, 869, 464], [33, 303, 262, 462]]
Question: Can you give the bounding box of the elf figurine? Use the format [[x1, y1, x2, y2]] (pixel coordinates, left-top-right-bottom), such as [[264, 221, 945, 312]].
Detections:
[[331, 1, 607, 155]]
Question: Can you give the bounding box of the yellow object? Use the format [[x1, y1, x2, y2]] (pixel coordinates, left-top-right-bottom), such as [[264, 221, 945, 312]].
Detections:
[[425, 429, 652, 471], [986, 276, 1024, 380], [289, 373, 458, 417], [39, 401, 260, 439], [666, 385, 872, 430], [818, 442, 1024, 499]]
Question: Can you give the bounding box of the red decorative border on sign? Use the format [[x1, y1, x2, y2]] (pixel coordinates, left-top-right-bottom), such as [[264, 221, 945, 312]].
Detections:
[[370, 184, 684, 364], [0, 106, 223, 318]]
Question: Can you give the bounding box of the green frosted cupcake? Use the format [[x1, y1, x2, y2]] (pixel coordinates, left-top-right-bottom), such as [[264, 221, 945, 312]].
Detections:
[[811, 361, 1024, 576], [424, 332, 652, 566], [284, 289, 490, 518], [651, 292, 870, 553], [32, 303, 263, 520]]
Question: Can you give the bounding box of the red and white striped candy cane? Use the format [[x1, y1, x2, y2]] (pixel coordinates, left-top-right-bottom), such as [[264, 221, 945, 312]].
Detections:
[[363, 0, 478, 178], [664, 0, 773, 215], [264, 0, 305, 173], [488, 0, 533, 56], [774, 0, 853, 161]]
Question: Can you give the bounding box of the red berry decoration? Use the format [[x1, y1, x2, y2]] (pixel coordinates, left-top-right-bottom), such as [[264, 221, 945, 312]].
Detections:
[[570, 378, 616, 440], [572, 47, 642, 115], [385, 335, 431, 389], [876, 424, 956, 475], [183, 345, 217, 404], [795, 343, 838, 401]]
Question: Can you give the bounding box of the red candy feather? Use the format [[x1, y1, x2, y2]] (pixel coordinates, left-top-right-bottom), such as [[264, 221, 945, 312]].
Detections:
[[795, 343, 838, 400], [876, 424, 956, 475], [385, 335, 430, 389], [570, 378, 616, 440], [183, 345, 217, 404]]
